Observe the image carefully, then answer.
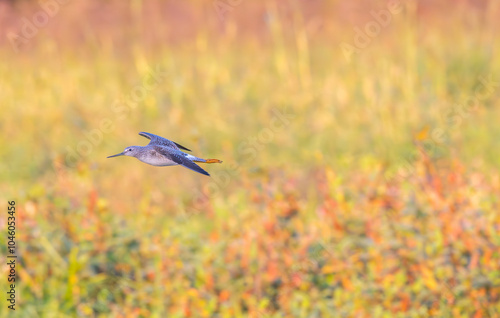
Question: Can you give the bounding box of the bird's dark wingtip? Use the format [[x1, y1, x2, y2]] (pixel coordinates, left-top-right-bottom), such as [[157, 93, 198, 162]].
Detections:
[[174, 142, 192, 152], [189, 167, 210, 176], [196, 167, 210, 176], [138, 132, 151, 139]]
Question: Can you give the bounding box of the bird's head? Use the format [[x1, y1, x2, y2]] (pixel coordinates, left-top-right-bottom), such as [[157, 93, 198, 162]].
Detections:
[[107, 146, 140, 158]]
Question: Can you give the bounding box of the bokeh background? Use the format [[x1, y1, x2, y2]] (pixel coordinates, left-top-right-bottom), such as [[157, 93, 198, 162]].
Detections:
[[1, 0, 500, 317]]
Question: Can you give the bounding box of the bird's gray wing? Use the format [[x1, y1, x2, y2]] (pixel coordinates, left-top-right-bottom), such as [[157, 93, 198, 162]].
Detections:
[[139, 132, 192, 152], [154, 146, 209, 176]]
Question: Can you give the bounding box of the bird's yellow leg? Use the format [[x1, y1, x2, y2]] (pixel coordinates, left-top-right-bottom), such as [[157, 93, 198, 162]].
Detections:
[[204, 159, 223, 164]]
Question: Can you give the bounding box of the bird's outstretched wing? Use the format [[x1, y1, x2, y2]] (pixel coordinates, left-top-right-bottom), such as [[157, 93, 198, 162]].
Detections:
[[139, 132, 191, 152], [154, 146, 210, 176]]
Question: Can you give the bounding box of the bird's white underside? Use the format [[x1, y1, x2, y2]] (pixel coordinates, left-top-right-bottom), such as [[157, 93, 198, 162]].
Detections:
[[137, 153, 200, 167], [138, 157, 178, 166]]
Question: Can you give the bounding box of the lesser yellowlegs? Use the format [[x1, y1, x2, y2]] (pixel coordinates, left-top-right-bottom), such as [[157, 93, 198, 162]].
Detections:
[[107, 132, 222, 176]]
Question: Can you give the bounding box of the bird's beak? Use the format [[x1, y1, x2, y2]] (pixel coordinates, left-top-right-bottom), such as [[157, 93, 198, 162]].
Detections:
[[107, 152, 125, 158]]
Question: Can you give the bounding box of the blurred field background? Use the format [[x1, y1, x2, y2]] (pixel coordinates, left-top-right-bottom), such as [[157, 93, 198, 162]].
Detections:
[[1, 0, 500, 317]]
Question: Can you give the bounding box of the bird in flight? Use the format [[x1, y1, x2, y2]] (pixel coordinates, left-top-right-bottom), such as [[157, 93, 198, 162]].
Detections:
[[107, 132, 222, 176]]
